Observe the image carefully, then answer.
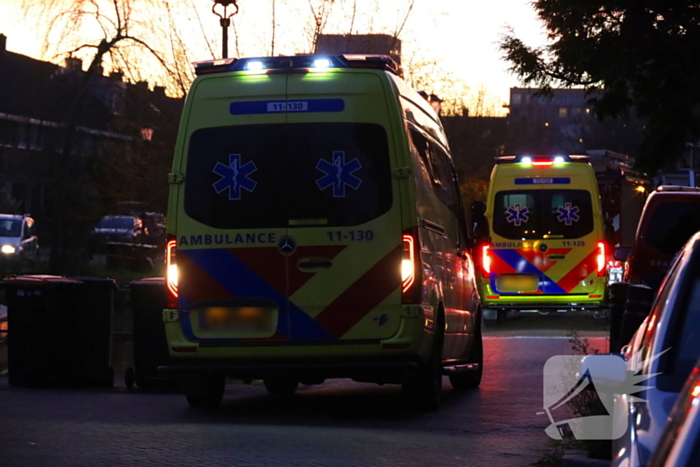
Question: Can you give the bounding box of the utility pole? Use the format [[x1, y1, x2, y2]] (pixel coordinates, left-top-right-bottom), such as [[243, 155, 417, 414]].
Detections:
[[212, 0, 240, 58]]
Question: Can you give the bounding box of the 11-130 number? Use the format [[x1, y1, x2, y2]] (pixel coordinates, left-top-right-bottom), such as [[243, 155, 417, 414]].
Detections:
[[326, 230, 374, 241]]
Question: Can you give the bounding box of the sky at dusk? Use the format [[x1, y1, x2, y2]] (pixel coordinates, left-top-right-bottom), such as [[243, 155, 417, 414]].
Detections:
[[0, 0, 549, 115]]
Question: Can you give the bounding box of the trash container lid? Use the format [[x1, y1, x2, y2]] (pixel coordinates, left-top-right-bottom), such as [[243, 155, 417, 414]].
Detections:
[[130, 277, 165, 286], [70, 276, 117, 285], [2, 275, 83, 285]]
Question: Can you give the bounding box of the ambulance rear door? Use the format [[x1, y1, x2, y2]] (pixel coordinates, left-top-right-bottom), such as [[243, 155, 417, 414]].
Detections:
[[281, 70, 404, 342]]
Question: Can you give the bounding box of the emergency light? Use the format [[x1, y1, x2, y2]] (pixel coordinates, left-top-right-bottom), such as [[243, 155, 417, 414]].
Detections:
[[495, 155, 591, 166], [193, 54, 401, 76]]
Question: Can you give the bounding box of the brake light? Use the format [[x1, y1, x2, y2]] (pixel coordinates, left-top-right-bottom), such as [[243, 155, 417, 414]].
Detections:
[[401, 228, 421, 304], [532, 157, 553, 167], [482, 245, 491, 277], [597, 242, 606, 276], [166, 234, 178, 304]]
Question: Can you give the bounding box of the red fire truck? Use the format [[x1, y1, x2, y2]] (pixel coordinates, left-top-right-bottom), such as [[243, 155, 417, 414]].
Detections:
[[586, 149, 650, 282]]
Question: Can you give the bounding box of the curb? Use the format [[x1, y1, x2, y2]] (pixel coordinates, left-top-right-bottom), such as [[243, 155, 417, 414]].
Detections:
[[559, 450, 611, 467]]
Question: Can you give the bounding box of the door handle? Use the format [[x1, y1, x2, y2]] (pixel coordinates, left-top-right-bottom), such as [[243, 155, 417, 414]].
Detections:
[[297, 257, 333, 272]]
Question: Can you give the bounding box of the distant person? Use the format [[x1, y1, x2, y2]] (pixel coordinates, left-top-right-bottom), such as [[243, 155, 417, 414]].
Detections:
[[471, 200, 489, 241]]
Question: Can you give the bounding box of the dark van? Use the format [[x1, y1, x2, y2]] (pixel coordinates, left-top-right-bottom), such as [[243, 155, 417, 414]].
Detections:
[[621, 186, 700, 291]]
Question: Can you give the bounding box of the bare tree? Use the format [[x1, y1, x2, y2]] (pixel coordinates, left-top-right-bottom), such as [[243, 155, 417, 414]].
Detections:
[[344, 0, 358, 51], [271, 0, 277, 56], [307, 0, 337, 52], [16, 0, 193, 271], [388, 0, 415, 57]]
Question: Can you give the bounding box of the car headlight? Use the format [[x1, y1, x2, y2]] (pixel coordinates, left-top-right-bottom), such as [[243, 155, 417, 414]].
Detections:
[[1, 244, 16, 254]]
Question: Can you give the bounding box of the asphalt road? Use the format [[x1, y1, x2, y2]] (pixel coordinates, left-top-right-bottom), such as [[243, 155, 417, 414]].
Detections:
[[0, 312, 609, 467]]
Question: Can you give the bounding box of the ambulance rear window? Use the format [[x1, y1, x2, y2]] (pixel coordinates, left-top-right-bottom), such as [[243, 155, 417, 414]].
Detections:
[[493, 189, 594, 239], [184, 123, 392, 229]]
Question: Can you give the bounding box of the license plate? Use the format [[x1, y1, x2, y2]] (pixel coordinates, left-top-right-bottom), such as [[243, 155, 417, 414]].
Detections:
[[496, 274, 539, 292], [199, 306, 273, 332]]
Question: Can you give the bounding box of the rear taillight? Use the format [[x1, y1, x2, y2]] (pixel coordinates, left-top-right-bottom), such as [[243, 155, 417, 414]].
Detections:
[[166, 234, 178, 306], [401, 228, 421, 304], [482, 245, 491, 277], [597, 242, 606, 276]]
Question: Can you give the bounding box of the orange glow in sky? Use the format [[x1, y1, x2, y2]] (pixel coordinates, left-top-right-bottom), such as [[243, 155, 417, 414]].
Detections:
[[0, 0, 547, 115]]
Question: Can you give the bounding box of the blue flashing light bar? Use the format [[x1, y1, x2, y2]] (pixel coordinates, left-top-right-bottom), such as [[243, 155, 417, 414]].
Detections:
[[495, 154, 591, 165], [192, 54, 401, 76]]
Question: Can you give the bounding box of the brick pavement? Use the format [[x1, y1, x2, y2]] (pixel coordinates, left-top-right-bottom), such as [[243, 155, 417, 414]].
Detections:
[[0, 337, 595, 467]]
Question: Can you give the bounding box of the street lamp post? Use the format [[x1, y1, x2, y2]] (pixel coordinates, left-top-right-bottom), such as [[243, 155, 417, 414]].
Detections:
[[212, 0, 240, 58]]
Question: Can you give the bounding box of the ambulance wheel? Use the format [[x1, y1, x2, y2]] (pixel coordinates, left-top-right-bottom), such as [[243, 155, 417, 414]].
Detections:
[[450, 325, 483, 390], [403, 318, 444, 411], [264, 376, 299, 396], [124, 367, 135, 389], [185, 376, 225, 408]]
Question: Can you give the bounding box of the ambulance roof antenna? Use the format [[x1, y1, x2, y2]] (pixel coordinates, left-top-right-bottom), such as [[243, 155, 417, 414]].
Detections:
[[212, 0, 240, 59]]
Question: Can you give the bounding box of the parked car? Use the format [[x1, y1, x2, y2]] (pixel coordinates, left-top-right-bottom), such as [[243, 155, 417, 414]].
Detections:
[[90, 215, 145, 251], [617, 186, 700, 292], [141, 212, 165, 246], [646, 356, 700, 466], [0, 214, 39, 265], [611, 230, 700, 467]]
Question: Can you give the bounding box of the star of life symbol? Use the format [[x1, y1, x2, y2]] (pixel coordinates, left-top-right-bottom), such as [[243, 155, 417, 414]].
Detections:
[[540, 349, 668, 440], [557, 202, 580, 226], [506, 204, 529, 226], [315, 151, 362, 198], [212, 154, 258, 201]]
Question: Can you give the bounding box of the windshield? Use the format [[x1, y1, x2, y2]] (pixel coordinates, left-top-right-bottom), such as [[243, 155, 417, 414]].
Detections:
[[644, 202, 700, 256], [184, 123, 393, 229], [492, 189, 594, 240], [0, 219, 21, 237], [97, 217, 135, 229]]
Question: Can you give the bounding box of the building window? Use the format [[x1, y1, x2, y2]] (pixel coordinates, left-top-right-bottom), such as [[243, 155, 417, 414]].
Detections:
[[559, 107, 568, 118], [17, 122, 28, 149]]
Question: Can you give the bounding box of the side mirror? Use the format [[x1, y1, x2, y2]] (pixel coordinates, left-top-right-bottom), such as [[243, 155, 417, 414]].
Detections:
[[471, 200, 486, 217], [614, 246, 631, 262]]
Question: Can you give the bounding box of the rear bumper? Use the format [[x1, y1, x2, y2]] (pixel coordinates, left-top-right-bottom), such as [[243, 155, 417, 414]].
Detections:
[[161, 305, 433, 382], [483, 300, 606, 318], [159, 357, 419, 382]]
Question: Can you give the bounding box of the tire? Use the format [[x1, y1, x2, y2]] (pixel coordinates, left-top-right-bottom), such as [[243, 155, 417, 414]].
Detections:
[[185, 376, 225, 408], [124, 367, 135, 389], [403, 316, 444, 411], [264, 376, 299, 396], [449, 325, 483, 390]]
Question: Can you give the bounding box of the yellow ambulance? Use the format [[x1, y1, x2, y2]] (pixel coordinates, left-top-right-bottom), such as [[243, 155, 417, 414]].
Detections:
[[479, 155, 608, 325], [160, 54, 482, 410]]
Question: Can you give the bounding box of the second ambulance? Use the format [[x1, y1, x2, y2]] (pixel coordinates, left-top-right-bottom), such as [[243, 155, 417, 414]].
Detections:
[[480, 155, 608, 325]]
